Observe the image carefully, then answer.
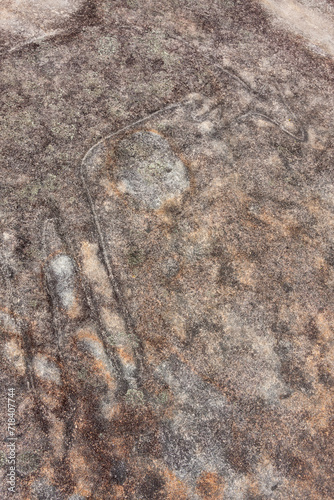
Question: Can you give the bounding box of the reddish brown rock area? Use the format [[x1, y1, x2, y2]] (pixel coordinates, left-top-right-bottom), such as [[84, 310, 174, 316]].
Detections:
[[1, 0, 334, 499]]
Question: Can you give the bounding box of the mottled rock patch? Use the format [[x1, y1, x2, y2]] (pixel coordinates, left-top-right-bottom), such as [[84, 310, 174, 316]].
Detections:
[[113, 131, 190, 209]]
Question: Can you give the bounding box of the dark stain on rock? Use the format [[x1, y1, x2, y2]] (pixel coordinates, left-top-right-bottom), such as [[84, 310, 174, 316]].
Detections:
[[271, 321, 291, 339], [136, 429, 161, 457], [110, 459, 128, 485], [15, 234, 32, 261], [217, 255, 239, 288], [325, 247, 334, 268], [137, 472, 165, 499], [280, 362, 313, 393], [275, 449, 312, 480], [318, 365, 334, 388], [304, 318, 320, 342], [151, 58, 165, 71]]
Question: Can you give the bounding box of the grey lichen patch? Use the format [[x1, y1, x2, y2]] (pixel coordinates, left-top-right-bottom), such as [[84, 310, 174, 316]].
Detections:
[[47, 254, 76, 311], [156, 356, 231, 479], [113, 131, 190, 209], [256, 461, 284, 497], [77, 365, 102, 389], [0, 312, 19, 336], [33, 354, 62, 385], [96, 35, 119, 58], [161, 257, 180, 279], [156, 390, 170, 406], [17, 451, 41, 475], [125, 388, 145, 407], [18, 182, 42, 201], [0, 451, 6, 468], [32, 478, 63, 500], [128, 247, 145, 267], [3, 339, 26, 375]]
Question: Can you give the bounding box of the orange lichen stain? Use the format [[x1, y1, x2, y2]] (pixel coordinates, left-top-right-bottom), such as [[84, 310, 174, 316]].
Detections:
[[110, 437, 131, 457], [100, 308, 130, 348], [66, 295, 82, 320], [80, 241, 113, 299], [314, 255, 327, 270], [3, 339, 26, 375], [235, 259, 256, 286], [104, 402, 122, 421], [315, 310, 334, 342], [39, 392, 63, 412], [94, 358, 117, 390], [101, 177, 115, 197], [76, 327, 100, 344], [76, 327, 117, 388], [248, 483, 263, 498], [49, 417, 65, 460], [101, 307, 126, 329], [196, 471, 225, 499], [116, 346, 135, 366], [282, 385, 332, 432], [257, 208, 295, 238], [305, 376, 334, 432], [69, 446, 92, 497], [308, 396, 332, 431], [168, 312, 188, 342], [39, 461, 56, 483], [112, 485, 126, 498], [162, 467, 189, 500]]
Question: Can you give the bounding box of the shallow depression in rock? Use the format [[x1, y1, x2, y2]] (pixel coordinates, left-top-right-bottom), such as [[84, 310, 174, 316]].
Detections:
[[113, 131, 190, 209]]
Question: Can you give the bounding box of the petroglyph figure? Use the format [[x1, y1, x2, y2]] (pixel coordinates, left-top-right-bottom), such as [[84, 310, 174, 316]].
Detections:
[[1, 2, 334, 492]]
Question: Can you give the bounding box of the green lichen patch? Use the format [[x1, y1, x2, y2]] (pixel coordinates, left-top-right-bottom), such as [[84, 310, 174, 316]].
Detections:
[[17, 451, 41, 475]]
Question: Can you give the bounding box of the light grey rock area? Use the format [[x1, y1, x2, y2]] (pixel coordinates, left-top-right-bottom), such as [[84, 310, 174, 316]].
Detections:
[[113, 131, 190, 209]]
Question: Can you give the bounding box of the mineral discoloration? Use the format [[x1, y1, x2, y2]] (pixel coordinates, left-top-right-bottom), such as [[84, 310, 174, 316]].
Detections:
[[1, 0, 334, 498]]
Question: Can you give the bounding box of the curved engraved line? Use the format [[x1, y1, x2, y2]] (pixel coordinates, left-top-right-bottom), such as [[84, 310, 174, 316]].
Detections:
[[238, 111, 307, 141], [80, 101, 182, 313], [3, 18, 307, 142], [4, 30, 64, 55], [215, 69, 306, 141], [168, 33, 307, 142], [80, 101, 185, 380], [79, 90, 305, 375]]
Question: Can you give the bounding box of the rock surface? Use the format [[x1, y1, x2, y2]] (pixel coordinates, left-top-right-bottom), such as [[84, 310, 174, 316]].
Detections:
[[1, 0, 334, 499]]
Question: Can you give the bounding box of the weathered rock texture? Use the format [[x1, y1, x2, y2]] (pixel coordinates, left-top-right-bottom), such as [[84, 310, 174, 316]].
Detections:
[[1, 0, 334, 499]]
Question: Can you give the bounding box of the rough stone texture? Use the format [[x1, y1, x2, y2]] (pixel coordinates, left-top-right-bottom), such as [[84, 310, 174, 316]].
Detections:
[[113, 131, 189, 209], [1, 0, 334, 499]]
